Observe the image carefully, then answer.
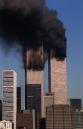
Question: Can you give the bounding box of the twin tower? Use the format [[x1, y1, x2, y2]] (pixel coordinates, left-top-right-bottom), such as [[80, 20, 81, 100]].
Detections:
[[25, 48, 68, 117]]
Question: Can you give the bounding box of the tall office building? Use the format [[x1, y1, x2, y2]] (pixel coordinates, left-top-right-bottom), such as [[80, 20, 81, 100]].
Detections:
[[25, 49, 45, 117], [2, 70, 17, 129], [48, 50, 68, 104]]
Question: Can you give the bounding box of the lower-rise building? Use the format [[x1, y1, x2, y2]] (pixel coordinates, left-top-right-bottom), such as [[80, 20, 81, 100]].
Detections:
[[0, 120, 13, 129], [17, 111, 33, 129], [46, 105, 74, 129], [44, 93, 54, 117], [70, 98, 82, 110], [16, 110, 40, 129], [73, 110, 83, 129]]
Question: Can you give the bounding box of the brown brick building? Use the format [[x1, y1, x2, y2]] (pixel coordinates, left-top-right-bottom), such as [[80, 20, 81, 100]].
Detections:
[[16, 111, 41, 129], [16, 112, 33, 129], [46, 105, 74, 129]]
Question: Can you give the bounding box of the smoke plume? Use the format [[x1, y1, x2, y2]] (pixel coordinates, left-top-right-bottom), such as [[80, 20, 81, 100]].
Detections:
[[0, 0, 66, 70]]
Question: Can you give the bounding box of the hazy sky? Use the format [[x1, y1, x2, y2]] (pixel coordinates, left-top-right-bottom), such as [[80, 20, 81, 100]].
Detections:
[[0, 0, 83, 102]]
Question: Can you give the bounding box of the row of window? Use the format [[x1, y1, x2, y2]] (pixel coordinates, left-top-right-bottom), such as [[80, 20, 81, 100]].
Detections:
[[3, 87, 13, 91], [3, 98, 13, 102], [3, 82, 14, 86], [3, 106, 13, 111]]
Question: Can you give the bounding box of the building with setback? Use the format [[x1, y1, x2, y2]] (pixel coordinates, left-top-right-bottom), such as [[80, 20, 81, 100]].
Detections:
[[2, 70, 17, 129]]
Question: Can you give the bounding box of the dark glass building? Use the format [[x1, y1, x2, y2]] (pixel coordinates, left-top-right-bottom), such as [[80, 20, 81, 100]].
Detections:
[[26, 84, 41, 112], [73, 110, 83, 129], [0, 100, 2, 120], [16, 112, 33, 129], [70, 98, 82, 110], [17, 87, 21, 113]]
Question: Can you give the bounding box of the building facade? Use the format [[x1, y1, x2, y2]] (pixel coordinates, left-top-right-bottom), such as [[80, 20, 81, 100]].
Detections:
[[70, 98, 82, 110], [44, 93, 54, 117], [47, 49, 68, 105], [27, 84, 41, 113], [0, 120, 13, 129], [49, 51, 68, 104], [2, 70, 17, 129], [46, 105, 74, 129], [25, 50, 45, 117], [17, 87, 21, 113], [16, 111, 33, 129], [73, 110, 83, 129], [0, 100, 2, 121]]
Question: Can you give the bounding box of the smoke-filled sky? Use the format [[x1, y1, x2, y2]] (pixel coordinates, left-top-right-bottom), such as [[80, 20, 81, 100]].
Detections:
[[0, 0, 83, 106]]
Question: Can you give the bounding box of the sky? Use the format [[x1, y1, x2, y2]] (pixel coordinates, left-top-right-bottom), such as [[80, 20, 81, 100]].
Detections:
[[0, 0, 83, 104]]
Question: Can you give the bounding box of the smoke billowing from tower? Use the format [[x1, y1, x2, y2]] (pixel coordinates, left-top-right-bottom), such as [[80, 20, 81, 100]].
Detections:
[[0, 0, 66, 70], [0, 0, 68, 118]]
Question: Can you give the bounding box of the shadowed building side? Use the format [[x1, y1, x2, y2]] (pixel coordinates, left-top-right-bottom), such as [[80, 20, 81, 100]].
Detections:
[[0, 100, 2, 121], [17, 87, 21, 113]]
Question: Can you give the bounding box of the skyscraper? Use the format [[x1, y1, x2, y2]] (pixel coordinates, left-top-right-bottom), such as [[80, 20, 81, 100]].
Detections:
[[48, 50, 68, 105], [73, 110, 83, 129], [2, 70, 17, 129], [25, 49, 45, 117]]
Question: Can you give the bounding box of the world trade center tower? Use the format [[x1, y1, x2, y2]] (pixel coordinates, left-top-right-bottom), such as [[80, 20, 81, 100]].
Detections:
[[24, 47, 45, 118], [48, 49, 68, 105]]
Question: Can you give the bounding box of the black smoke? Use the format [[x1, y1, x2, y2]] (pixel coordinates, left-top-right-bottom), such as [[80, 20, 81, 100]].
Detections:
[[0, 0, 66, 70]]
